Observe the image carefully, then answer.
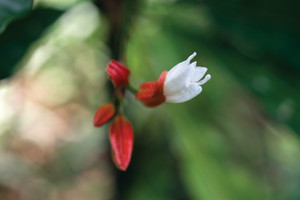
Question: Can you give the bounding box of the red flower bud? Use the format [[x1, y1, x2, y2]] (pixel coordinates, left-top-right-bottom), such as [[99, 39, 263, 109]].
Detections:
[[136, 71, 167, 107], [93, 103, 115, 127], [109, 115, 134, 171], [106, 60, 130, 89]]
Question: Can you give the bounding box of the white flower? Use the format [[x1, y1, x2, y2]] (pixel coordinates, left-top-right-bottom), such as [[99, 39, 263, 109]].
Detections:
[[136, 52, 211, 107], [164, 52, 211, 103]]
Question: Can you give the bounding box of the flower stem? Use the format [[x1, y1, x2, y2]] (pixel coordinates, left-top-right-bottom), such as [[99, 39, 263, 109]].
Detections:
[[127, 84, 138, 95]]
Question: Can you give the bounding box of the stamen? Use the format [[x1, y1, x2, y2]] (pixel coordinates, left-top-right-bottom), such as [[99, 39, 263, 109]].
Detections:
[[198, 74, 211, 85]]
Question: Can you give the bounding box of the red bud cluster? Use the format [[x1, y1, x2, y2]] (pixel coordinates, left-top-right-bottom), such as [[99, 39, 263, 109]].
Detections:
[[94, 60, 133, 171]]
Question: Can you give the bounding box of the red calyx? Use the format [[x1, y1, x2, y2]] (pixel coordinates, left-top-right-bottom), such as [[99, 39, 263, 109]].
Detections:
[[109, 115, 134, 171], [136, 71, 168, 107], [93, 103, 116, 127], [106, 60, 130, 89]]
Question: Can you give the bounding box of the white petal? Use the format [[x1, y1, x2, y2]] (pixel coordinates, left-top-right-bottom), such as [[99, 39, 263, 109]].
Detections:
[[198, 74, 211, 85], [166, 52, 196, 81], [190, 61, 197, 68], [166, 61, 189, 83], [165, 83, 202, 103], [189, 66, 207, 82], [163, 52, 210, 103], [164, 63, 191, 97], [164, 74, 188, 97], [187, 52, 197, 62]]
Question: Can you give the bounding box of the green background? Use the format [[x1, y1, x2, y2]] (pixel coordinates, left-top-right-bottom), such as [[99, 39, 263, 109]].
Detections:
[[0, 0, 299, 199]]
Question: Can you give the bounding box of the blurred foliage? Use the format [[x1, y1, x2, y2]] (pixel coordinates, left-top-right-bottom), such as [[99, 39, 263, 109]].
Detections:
[[0, 0, 300, 199], [202, 0, 300, 133], [0, 0, 33, 32], [0, 8, 63, 80]]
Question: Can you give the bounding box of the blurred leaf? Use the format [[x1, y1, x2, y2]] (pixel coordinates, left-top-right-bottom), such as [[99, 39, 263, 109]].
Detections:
[[0, 0, 33, 32], [0, 8, 63, 80]]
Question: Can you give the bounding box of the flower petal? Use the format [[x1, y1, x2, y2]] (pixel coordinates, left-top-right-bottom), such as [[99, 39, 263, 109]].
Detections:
[[198, 74, 211, 85], [164, 66, 191, 96], [166, 61, 190, 83], [136, 81, 156, 100], [109, 115, 134, 171], [164, 53, 198, 97], [165, 83, 202, 103], [93, 103, 115, 127], [189, 66, 207, 82], [166, 53, 195, 81], [136, 71, 167, 107], [106, 60, 130, 89]]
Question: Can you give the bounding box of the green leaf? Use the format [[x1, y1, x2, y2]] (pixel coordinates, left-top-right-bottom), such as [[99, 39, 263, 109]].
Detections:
[[0, 0, 33, 32], [0, 8, 63, 80]]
